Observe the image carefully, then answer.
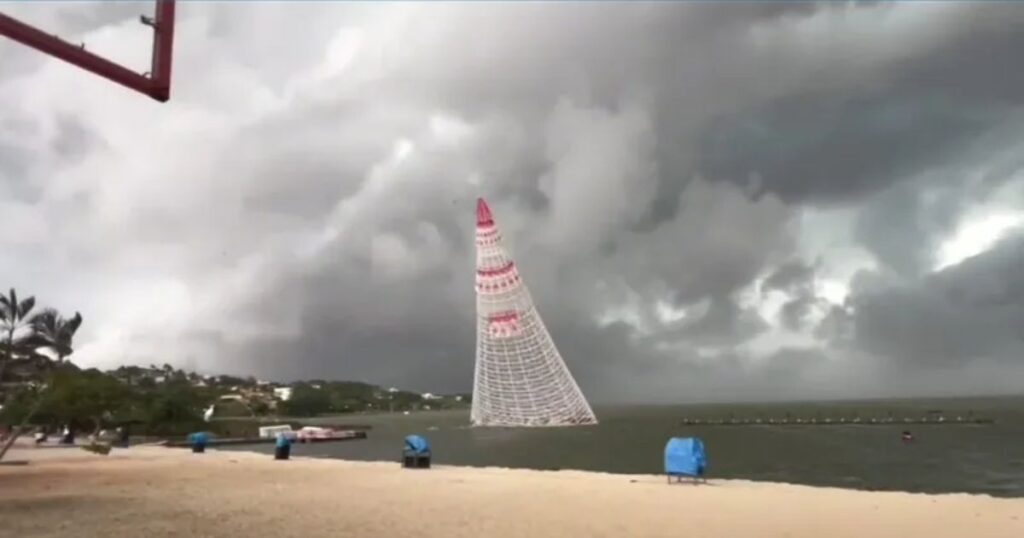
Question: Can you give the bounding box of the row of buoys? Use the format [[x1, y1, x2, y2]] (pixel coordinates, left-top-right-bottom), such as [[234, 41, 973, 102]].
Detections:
[[680, 415, 990, 426]]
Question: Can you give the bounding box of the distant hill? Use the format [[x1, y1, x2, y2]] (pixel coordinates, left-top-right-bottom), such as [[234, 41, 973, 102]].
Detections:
[[102, 364, 472, 417], [3, 360, 470, 417]]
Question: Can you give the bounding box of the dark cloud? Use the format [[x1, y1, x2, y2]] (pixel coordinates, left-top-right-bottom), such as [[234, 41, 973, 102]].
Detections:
[[698, 92, 999, 205], [854, 183, 936, 277], [776, 297, 813, 332], [3, 2, 1024, 402], [888, 5, 1024, 104], [814, 305, 854, 346], [851, 230, 1024, 368], [50, 115, 97, 161], [0, 115, 39, 199], [763, 258, 816, 295], [676, 297, 769, 347]]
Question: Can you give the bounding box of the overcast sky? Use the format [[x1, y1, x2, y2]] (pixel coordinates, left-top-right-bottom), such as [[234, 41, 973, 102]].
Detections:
[[1, 2, 1023, 403]]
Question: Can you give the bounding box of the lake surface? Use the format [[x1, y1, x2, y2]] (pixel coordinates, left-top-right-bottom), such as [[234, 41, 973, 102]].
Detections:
[[226, 397, 1024, 497]]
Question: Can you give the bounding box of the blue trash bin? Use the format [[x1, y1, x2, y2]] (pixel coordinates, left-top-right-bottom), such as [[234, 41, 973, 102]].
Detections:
[[664, 437, 707, 483], [274, 433, 293, 460], [402, 435, 431, 469], [188, 431, 209, 454]]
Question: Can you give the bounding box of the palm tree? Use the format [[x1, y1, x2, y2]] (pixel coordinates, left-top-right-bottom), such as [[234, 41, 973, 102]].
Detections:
[[0, 305, 83, 461], [29, 308, 83, 364], [0, 288, 36, 385]]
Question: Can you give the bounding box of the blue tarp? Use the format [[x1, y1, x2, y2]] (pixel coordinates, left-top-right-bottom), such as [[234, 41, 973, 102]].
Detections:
[[404, 435, 430, 454], [275, 433, 293, 448], [188, 431, 209, 446], [664, 437, 707, 477]]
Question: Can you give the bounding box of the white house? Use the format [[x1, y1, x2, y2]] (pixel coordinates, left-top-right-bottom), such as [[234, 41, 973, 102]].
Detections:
[[273, 387, 293, 401]]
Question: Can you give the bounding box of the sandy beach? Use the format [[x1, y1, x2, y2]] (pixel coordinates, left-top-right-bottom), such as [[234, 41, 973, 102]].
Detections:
[[2, 444, 1022, 538]]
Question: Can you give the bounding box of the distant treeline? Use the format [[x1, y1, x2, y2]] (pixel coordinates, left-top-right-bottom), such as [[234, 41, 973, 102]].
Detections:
[[279, 381, 471, 417], [2, 363, 472, 436], [0, 287, 470, 447], [3, 366, 217, 436]]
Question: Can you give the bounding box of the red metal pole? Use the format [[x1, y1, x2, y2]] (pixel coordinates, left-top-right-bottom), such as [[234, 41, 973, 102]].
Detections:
[[149, 0, 176, 102], [0, 0, 175, 103]]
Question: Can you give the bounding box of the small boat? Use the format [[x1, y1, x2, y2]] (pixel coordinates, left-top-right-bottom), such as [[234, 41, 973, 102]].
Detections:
[[295, 426, 361, 443], [901, 430, 915, 443]]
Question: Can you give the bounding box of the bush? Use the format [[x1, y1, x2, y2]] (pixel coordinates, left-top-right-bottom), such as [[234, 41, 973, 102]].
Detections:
[[82, 442, 111, 456]]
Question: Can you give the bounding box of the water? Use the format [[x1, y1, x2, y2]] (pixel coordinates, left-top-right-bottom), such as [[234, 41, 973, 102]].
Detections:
[[227, 397, 1024, 497]]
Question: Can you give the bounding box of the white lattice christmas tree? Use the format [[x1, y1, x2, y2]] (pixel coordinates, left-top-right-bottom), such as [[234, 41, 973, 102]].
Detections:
[[470, 198, 598, 427]]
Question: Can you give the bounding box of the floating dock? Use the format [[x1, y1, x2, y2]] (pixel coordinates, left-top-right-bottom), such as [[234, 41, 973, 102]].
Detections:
[[680, 413, 994, 427], [165, 430, 367, 448]]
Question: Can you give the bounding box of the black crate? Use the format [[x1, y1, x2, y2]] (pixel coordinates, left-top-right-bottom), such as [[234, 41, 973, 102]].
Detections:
[[402, 452, 431, 469]]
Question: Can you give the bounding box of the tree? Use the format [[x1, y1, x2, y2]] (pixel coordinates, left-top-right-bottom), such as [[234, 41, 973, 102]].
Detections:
[[137, 382, 210, 435], [279, 385, 332, 417], [28, 308, 83, 364], [0, 288, 37, 384], [249, 400, 271, 416], [0, 301, 83, 461], [44, 370, 133, 434]]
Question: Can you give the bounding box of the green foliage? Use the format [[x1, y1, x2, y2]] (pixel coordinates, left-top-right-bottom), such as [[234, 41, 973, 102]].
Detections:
[[28, 309, 83, 361], [45, 369, 134, 431], [279, 384, 333, 417], [249, 400, 271, 416], [0, 288, 469, 444], [211, 375, 251, 387], [212, 399, 255, 418], [0, 386, 43, 423], [82, 442, 111, 456], [1, 369, 216, 437], [134, 379, 215, 436], [0, 288, 36, 334], [0, 288, 41, 385], [276, 381, 469, 416]]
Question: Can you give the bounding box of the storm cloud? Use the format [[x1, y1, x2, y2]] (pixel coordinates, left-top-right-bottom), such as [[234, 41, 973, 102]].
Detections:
[[2, 2, 1023, 402]]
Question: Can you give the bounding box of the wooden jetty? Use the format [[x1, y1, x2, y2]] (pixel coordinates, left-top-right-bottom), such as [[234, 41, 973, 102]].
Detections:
[[680, 411, 994, 427], [165, 430, 367, 448]]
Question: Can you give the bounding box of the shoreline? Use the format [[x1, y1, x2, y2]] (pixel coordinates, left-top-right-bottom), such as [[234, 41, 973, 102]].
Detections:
[[9, 440, 1023, 500], [3, 445, 1022, 537], [217, 445, 1024, 500]]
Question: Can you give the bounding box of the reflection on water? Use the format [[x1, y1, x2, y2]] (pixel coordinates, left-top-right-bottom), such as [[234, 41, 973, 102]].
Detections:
[[224, 397, 1024, 497]]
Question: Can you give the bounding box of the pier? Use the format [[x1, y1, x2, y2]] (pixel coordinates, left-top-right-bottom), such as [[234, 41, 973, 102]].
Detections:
[[165, 430, 367, 448], [679, 411, 994, 427]]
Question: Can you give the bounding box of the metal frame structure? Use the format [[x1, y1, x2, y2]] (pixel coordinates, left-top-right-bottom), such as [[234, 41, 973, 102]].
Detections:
[[0, 0, 176, 102], [471, 198, 598, 427]]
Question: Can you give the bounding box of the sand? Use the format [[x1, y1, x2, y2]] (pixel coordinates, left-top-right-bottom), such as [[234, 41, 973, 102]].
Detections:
[[1, 444, 1022, 538]]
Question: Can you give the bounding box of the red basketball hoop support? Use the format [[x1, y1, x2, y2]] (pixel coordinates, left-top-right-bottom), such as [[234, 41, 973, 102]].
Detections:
[[0, 0, 176, 102]]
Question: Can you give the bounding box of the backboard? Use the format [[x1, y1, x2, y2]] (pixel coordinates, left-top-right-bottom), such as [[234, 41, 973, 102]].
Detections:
[[0, 0, 176, 102]]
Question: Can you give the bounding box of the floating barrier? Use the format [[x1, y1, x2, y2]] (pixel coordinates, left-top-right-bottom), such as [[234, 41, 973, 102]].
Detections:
[[167, 430, 366, 448], [679, 412, 994, 427]]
